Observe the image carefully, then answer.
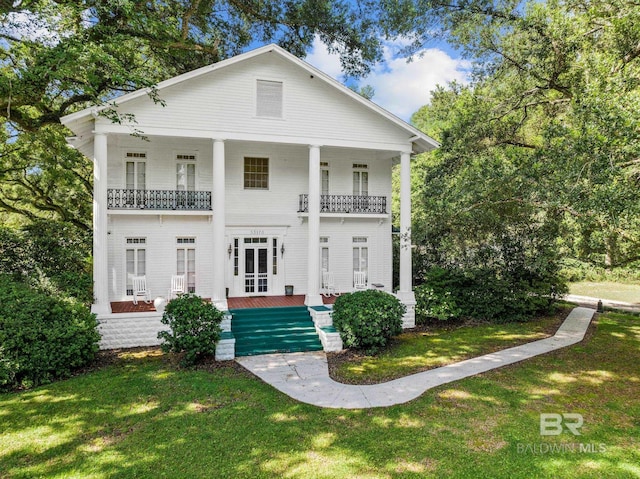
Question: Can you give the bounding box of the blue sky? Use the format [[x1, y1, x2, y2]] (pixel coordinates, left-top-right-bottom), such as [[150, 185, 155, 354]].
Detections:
[[2, 8, 470, 123], [303, 36, 471, 121]]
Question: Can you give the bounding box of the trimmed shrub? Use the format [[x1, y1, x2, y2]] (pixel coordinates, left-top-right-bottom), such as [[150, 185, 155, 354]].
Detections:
[[415, 264, 567, 324], [332, 290, 405, 354], [0, 276, 100, 391], [414, 267, 463, 322], [158, 294, 223, 367]]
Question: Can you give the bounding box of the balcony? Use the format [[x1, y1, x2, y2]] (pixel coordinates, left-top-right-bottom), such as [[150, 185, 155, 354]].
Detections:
[[107, 189, 212, 211], [298, 194, 387, 215]]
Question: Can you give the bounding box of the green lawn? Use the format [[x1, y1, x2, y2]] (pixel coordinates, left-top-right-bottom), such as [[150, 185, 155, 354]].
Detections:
[[329, 308, 567, 384], [569, 281, 640, 304], [1, 311, 639, 479]]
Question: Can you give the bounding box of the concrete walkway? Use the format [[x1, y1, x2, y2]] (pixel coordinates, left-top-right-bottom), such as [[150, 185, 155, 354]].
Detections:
[[564, 294, 640, 313], [236, 307, 596, 409]]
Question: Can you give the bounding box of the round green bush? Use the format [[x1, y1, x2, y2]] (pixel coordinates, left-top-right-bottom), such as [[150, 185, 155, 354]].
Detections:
[[332, 290, 405, 354], [0, 276, 100, 391], [158, 294, 224, 367]]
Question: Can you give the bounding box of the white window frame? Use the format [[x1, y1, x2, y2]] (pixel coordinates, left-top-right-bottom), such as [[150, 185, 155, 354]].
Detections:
[[255, 79, 284, 119], [352, 236, 368, 285], [175, 152, 198, 192], [125, 237, 147, 296], [124, 151, 147, 190], [352, 163, 369, 196], [320, 162, 330, 195], [176, 237, 196, 293]]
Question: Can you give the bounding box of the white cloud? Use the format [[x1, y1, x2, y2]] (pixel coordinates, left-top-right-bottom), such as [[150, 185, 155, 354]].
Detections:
[[304, 37, 470, 121], [303, 36, 345, 80]]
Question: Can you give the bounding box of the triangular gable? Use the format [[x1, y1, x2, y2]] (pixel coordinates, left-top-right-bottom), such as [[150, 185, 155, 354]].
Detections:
[[62, 44, 438, 154]]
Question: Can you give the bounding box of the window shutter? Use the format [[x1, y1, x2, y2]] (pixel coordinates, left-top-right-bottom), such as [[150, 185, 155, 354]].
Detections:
[[256, 80, 283, 118]]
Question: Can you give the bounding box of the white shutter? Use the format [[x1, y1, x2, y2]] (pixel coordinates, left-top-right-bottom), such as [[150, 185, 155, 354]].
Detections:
[[256, 80, 283, 118]]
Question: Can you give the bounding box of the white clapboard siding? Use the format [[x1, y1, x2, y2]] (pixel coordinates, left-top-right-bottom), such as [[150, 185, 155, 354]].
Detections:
[[109, 216, 214, 301], [110, 54, 411, 148]]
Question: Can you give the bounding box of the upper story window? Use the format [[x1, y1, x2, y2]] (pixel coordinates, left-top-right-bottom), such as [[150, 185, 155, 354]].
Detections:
[[256, 80, 283, 118], [125, 152, 146, 190], [353, 163, 368, 196], [320, 161, 330, 195], [244, 157, 269, 190], [176, 153, 196, 191]]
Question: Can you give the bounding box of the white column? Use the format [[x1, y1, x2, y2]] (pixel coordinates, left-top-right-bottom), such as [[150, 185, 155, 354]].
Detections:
[[91, 132, 111, 314], [305, 145, 323, 306], [212, 139, 228, 310], [398, 150, 414, 300]]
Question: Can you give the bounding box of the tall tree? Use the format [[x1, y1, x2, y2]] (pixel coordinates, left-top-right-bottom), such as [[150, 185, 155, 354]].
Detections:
[[407, 0, 640, 269], [0, 0, 393, 229]]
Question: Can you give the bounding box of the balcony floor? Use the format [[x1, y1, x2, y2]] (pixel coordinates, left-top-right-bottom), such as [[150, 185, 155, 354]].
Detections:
[[110, 294, 338, 313]]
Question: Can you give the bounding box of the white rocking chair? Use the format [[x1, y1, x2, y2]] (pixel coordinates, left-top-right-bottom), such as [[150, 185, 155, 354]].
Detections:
[[322, 271, 340, 297], [132, 275, 151, 305], [168, 274, 185, 300], [353, 271, 367, 291]]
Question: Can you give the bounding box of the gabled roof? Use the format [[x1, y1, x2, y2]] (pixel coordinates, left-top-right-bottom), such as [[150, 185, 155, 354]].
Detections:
[[61, 43, 439, 153]]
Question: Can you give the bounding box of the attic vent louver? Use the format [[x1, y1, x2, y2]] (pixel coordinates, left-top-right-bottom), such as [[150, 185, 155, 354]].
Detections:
[[256, 80, 283, 118]]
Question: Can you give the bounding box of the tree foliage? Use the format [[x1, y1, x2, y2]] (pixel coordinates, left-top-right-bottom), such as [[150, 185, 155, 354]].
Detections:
[[0, 220, 92, 303], [407, 0, 640, 272], [0, 0, 400, 228]]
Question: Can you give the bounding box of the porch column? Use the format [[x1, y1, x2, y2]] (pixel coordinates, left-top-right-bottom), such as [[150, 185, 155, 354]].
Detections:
[[212, 138, 227, 310], [92, 132, 111, 314], [305, 145, 323, 306], [397, 150, 415, 304]]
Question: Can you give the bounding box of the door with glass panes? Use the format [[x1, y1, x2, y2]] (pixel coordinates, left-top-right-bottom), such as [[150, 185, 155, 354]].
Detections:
[[244, 238, 269, 293]]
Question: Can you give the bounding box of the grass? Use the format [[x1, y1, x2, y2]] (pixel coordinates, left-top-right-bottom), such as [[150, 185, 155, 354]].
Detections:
[[569, 281, 640, 304], [328, 307, 568, 384], [1, 310, 639, 478]]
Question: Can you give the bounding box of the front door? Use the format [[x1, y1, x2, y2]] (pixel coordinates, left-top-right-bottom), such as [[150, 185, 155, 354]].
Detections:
[[244, 238, 269, 294]]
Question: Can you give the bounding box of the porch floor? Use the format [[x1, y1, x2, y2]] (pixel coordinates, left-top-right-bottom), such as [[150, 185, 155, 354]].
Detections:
[[110, 294, 338, 314]]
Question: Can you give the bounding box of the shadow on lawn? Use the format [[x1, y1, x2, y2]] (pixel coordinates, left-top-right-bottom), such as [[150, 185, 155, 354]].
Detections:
[[1, 313, 639, 478]]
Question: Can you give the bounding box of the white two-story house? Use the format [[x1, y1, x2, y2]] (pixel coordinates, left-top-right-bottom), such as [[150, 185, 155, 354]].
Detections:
[[61, 44, 438, 356]]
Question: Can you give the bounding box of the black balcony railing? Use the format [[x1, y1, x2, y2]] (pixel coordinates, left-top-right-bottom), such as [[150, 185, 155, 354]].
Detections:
[[298, 194, 387, 214], [107, 189, 212, 211]]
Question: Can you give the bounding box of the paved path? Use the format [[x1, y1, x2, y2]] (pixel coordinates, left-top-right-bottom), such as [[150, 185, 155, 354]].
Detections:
[[564, 294, 640, 313], [237, 307, 596, 409]]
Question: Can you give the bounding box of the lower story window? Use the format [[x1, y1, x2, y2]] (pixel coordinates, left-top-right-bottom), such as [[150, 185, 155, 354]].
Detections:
[[353, 246, 368, 285], [126, 241, 146, 295], [177, 245, 196, 293]]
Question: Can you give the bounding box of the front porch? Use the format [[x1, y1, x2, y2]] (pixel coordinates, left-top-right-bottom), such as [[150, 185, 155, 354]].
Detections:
[[110, 294, 338, 313]]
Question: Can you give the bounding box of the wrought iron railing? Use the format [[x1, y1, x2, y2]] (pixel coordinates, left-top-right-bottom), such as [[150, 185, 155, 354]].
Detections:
[[298, 194, 387, 214], [107, 189, 212, 211]]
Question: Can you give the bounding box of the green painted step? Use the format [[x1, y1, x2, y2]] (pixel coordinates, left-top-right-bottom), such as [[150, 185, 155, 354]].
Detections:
[[232, 321, 314, 332], [234, 331, 320, 342], [231, 306, 323, 357], [235, 344, 324, 356]]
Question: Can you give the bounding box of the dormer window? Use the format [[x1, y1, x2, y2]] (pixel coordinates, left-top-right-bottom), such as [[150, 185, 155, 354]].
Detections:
[[256, 79, 283, 118]]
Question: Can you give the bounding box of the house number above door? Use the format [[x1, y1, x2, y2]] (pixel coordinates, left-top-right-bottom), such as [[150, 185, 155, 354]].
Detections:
[[250, 229, 265, 235]]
